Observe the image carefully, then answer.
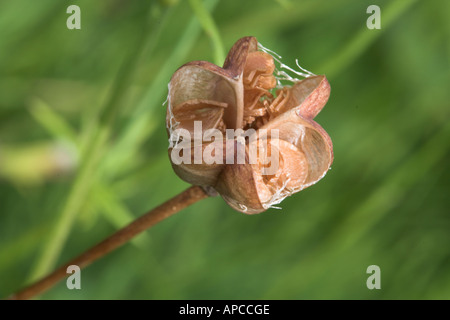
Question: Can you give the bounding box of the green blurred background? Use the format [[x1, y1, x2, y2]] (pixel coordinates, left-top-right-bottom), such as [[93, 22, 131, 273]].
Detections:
[[1, 0, 449, 299]]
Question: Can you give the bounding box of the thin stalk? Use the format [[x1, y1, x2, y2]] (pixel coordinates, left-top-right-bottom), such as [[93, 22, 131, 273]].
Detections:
[[9, 186, 208, 300], [188, 0, 225, 65]]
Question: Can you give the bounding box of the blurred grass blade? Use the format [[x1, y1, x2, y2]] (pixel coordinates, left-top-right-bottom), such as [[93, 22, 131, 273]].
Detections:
[[101, 116, 157, 178], [0, 225, 48, 275], [109, 0, 220, 179], [265, 121, 450, 297], [93, 183, 150, 247], [331, 121, 450, 250], [27, 8, 157, 282], [321, 0, 418, 78], [188, 0, 225, 65], [28, 97, 78, 144], [274, 0, 292, 10], [27, 127, 108, 281], [131, 0, 220, 117]]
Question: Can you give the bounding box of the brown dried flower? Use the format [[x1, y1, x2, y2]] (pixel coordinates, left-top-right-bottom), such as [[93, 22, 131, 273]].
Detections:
[[166, 36, 333, 214]]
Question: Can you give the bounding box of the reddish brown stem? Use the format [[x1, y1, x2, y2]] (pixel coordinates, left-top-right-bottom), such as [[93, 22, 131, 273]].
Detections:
[[8, 186, 208, 300]]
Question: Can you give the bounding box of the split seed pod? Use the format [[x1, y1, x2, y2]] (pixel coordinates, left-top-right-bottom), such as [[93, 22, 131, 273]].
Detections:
[[166, 36, 333, 214]]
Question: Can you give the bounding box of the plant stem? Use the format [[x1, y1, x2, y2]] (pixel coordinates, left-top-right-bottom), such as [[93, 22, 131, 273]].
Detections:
[[188, 0, 225, 65], [8, 186, 208, 300]]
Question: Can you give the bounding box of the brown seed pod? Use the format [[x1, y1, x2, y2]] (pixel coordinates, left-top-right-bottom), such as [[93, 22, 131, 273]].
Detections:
[[166, 36, 333, 214]]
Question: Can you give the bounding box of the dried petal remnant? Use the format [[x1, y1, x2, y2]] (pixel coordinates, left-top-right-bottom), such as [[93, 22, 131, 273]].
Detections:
[[167, 36, 333, 214], [172, 99, 227, 135], [243, 51, 276, 90]]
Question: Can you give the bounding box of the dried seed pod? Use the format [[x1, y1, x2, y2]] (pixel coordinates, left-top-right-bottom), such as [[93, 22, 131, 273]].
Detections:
[[215, 138, 310, 213], [166, 36, 333, 214]]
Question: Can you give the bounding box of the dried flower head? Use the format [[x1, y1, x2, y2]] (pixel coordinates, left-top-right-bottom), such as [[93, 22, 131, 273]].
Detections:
[[166, 36, 333, 214]]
